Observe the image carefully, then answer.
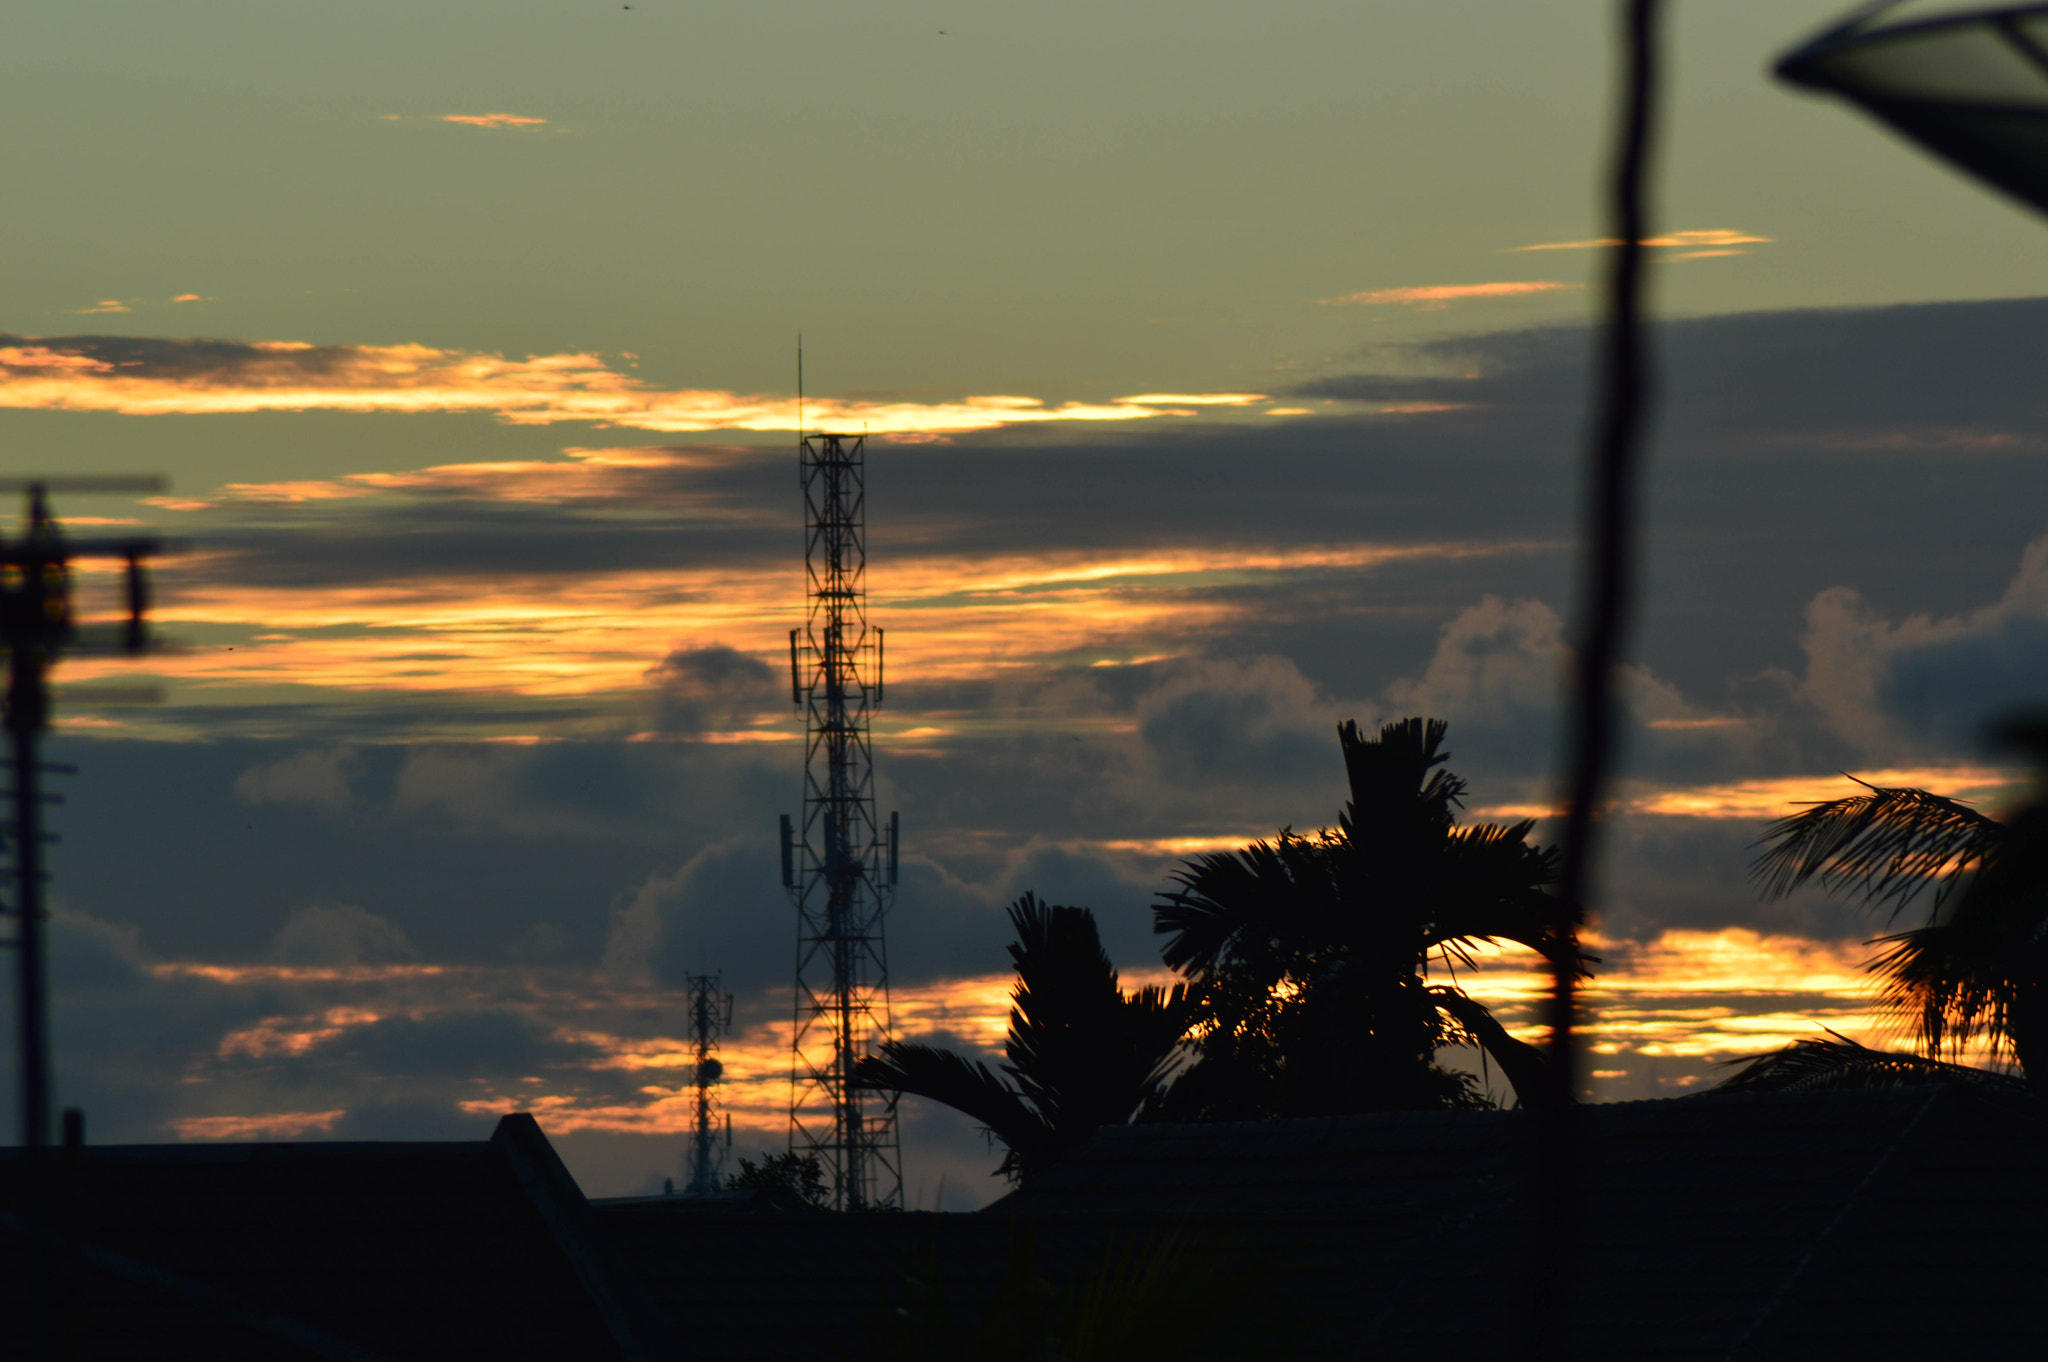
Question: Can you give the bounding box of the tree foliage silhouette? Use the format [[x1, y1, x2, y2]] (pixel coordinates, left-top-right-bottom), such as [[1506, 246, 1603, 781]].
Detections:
[[1742, 752, 2048, 1094], [726, 1150, 829, 1210], [1155, 718, 1585, 1117], [854, 893, 1195, 1180]]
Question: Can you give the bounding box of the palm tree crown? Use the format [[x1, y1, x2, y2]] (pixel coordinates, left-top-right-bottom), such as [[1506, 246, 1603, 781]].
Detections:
[[853, 893, 1194, 1180], [1153, 717, 1586, 1116]]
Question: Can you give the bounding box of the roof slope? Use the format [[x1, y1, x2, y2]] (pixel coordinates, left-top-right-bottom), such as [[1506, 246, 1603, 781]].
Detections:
[[0, 1114, 646, 1361]]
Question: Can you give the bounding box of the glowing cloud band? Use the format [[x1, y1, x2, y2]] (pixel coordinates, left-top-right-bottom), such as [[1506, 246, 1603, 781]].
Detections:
[[0, 337, 1265, 436]]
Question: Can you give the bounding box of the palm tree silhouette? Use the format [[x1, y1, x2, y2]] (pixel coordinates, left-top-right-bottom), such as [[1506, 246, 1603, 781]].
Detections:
[[1154, 717, 1586, 1116], [854, 893, 1195, 1180], [1737, 752, 2048, 1093]]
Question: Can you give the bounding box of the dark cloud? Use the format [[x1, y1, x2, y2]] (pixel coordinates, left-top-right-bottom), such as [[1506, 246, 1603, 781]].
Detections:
[[1137, 656, 1337, 788], [1298, 296, 2048, 438], [0, 332, 375, 382], [644, 643, 778, 736], [0, 911, 284, 1141], [309, 1010, 604, 1082], [325, 1098, 499, 1142]]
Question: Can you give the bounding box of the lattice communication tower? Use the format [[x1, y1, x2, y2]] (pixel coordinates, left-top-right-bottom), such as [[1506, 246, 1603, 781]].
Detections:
[[779, 429, 902, 1212], [681, 970, 734, 1195]]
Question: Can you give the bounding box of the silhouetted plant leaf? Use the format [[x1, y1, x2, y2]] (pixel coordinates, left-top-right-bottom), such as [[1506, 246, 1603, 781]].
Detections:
[[1715, 1032, 2028, 1094]]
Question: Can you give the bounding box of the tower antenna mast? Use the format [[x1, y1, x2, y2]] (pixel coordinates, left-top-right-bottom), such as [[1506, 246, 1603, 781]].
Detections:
[[681, 970, 734, 1195], [778, 364, 902, 1211]]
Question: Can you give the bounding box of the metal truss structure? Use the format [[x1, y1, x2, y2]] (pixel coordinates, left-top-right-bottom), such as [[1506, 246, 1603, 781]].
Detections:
[[780, 431, 901, 1212], [0, 477, 168, 1361], [681, 971, 734, 1196], [1, 479, 166, 1155]]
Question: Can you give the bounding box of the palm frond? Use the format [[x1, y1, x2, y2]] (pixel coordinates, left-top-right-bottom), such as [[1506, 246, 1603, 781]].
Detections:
[[853, 1042, 1052, 1177], [1122, 981, 1202, 1094], [1428, 986, 1554, 1108], [1426, 821, 1584, 969], [1336, 717, 1463, 855], [1714, 1032, 2027, 1094], [1868, 923, 2029, 1064], [1004, 894, 1187, 1131], [1153, 832, 1333, 981], [1751, 781, 2001, 917]]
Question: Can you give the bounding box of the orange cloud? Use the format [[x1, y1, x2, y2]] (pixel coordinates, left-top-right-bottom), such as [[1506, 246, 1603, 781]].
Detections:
[[437, 113, 548, 129], [219, 1006, 385, 1060], [1513, 228, 1772, 252], [1114, 392, 1267, 406], [1436, 926, 2009, 1095], [0, 336, 1265, 436], [1472, 765, 2023, 826], [1326, 281, 1575, 309], [154, 926, 1971, 1141], [1630, 766, 2020, 820], [171, 1110, 345, 1140], [72, 531, 1540, 719], [58, 440, 1545, 722]]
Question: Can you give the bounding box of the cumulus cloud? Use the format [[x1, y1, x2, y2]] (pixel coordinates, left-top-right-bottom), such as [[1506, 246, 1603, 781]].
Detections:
[[643, 643, 778, 737], [0, 333, 1263, 436], [388, 743, 706, 842], [603, 838, 798, 991], [271, 904, 416, 966], [1789, 533, 2048, 759], [1136, 654, 1338, 789], [1371, 595, 1732, 785], [1383, 595, 1564, 729], [234, 746, 359, 811]]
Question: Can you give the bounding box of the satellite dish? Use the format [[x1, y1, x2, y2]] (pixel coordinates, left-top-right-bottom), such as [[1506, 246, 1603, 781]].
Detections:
[[698, 1057, 723, 1084], [1779, 2, 2048, 217]]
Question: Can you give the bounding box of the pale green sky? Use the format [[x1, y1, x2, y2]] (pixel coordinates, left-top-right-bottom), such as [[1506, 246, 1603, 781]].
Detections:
[[7, 1, 2048, 493]]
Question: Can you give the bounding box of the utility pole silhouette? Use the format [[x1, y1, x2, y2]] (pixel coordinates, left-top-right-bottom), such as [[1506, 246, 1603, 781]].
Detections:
[[779, 426, 903, 1212], [0, 476, 171, 1362], [682, 971, 733, 1195]]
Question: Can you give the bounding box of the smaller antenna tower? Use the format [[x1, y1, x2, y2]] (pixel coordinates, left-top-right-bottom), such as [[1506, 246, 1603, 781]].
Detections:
[[682, 970, 735, 1195]]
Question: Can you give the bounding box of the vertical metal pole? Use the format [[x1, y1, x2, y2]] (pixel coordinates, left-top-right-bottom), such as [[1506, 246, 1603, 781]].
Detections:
[[10, 500, 55, 1362], [691, 981, 710, 1193], [13, 647, 49, 1154], [1530, 2, 1661, 1357]]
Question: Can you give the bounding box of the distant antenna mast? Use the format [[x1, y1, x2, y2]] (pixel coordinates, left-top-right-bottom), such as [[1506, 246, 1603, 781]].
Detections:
[[0, 476, 171, 1362], [779, 365, 903, 1211], [682, 970, 734, 1195], [1, 478, 169, 1155]]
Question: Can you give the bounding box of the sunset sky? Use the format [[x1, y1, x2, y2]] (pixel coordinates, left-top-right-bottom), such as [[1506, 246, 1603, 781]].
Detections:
[[9, 1, 2048, 1206]]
